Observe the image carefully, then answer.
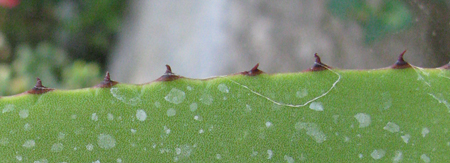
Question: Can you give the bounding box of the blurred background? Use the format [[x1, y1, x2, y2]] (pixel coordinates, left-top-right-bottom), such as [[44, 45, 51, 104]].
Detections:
[[0, 0, 449, 96]]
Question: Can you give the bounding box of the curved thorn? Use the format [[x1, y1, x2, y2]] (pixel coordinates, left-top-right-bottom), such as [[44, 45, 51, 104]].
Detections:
[[392, 50, 411, 69], [28, 77, 54, 94], [95, 71, 118, 88], [165, 65, 172, 74], [242, 63, 263, 76], [35, 77, 44, 88], [251, 63, 260, 72], [306, 53, 330, 71], [155, 64, 181, 82], [104, 71, 111, 81], [314, 53, 321, 64], [397, 50, 407, 64]]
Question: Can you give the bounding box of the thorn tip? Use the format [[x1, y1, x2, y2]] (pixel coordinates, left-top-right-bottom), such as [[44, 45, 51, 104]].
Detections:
[[105, 71, 111, 81], [28, 77, 54, 94], [314, 53, 321, 64], [155, 64, 181, 82], [94, 71, 118, 88], [306, 53, 330, 71], [251, 63, 259, 72], [392, 50, 411, 69], [35, 77, 43, 88], [242, 63, 263, 76], [165, 65, 172, 74]]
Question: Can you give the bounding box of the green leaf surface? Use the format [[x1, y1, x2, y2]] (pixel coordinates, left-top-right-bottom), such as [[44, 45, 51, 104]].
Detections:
[[1, 68, 449, 162]]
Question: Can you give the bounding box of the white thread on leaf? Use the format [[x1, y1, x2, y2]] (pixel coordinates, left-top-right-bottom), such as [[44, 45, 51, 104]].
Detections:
[[222, 62, 341, 108], [411, 66, 431, 87]]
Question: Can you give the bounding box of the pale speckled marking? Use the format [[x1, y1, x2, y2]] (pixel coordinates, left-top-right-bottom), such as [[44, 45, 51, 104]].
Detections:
[[371, 149, 386, 160], [354, 113, 371, 128], [97, 134, 116, 150], [110, 87, 143, 106], [383, 122, 400, 133], [164, 88, 186, 104], [295, 122, 326, 143], [392, 150, 403, 163], [421, 154, 430, 163]]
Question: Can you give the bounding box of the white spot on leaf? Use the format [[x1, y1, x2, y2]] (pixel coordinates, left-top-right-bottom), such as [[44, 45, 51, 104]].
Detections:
[[194, 115, 202, 121], [371, 149, 386, 160], [383, 122, 400, 133], [91, 113, 98, 121], [19, 109, 29, 119], [22, 139, 35, 148], [216, 154, 222, 160], [174, 144, 193, 159], [200, 94, 213, 105], [218, 84, 229, 93], [110, 87, 142, 106], [24, 123, 31, 131], [421, 154, 430, 163], [2, 104, 15, 113], [295, 122, 326, 143], [267, 149, 273, 159], [164, 88, 186, 104], [97, 134, 116, 150], [154, 101, 161, 108], [34, 158, 48, 163], [107, 113, 114, 121], [284, 155, 295, 163], [422, 127, 430, 137], [354, 113, 371, 128], [309, 102, 324, 111], [296, 89, 308, 98], [245, 104, 252, 112], [58, 132, 66, 140], [392, 150, 403, 163], [190, 103, 198, 112], [265, 122, 273, 128], [0, 137, 9, 146], [51, 143, 64, 152], [401, 134, 411, 144], [381, 92, 392, 110], [332, 115, 339, 124], [86, 144, 94, 151], [136, 109, 147, 121], [167, 108, 176, 117], [164, 126, 171, 134]]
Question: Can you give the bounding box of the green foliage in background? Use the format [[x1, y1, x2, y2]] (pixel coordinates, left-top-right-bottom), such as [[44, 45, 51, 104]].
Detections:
[[0, 0, 127, 96], [0, 0, 127, 63], [328, 0, 412, 42], [0, 42, 102, 96]]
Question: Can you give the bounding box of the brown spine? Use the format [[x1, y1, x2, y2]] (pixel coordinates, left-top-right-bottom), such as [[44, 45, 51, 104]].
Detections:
[[94, 72, 118, 88], [304, 53, 331, 72], [155, 65, 182, 81], [391, 50, 412, 69], [241, 63, 264, 76], [27, 78, 54, 94]]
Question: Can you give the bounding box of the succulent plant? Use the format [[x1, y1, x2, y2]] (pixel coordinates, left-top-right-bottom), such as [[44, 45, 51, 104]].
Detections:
[[1, 52, 449, 162]]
